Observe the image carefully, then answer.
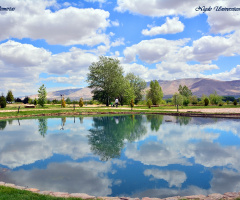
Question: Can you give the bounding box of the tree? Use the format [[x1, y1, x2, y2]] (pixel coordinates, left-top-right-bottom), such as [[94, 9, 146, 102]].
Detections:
[[87, 56, 125, 106], [118, 79, 135, 105], [33, 98, 38, 106], [125, 73, 146, 104], [15, 98, 22, 102], [62, 97, 66, 108], [66, 97, 71, 104], [130, 99, 134, 110], [204, 97, 209, 106], [172, 93, 183, 106], [146, 80, 163, 105], [0, 95, 6, 108], [23, 96, 29, 104], [147, 99, 152, 108], [79, 98, 84, 107], [6, 90, 14, 103], [38, 84, 47, 107], [233, 99, 237, 106], [190, 95, 198, 105], [209, 91, 222, 105], [178, 85, 192, 98]]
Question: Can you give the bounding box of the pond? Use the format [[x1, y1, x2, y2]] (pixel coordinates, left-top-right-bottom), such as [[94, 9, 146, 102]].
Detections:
[[0, 115, 240, 198]]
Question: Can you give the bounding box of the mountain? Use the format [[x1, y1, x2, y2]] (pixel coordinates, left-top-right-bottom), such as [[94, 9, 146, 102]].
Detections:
[[27, 78, 240, 100], [155, 78, 240, 98], [27, 88, 93, 100]]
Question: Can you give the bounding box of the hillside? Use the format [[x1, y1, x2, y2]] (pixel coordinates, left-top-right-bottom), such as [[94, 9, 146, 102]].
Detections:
[[27, 78, 240, 100]]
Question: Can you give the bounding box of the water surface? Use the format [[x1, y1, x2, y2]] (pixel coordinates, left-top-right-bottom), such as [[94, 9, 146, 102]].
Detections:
[[0, 115, 240, 198]]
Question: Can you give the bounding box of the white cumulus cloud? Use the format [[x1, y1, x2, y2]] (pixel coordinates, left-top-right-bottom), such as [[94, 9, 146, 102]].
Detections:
[[142, 17, 184, 36]]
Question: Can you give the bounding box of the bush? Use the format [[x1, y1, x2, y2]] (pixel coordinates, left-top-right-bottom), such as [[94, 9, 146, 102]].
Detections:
[[62, 97, 66, 108], [23, 97, 29, 104], [79, 98, 84, 107], [130, 99, 134, 110], [204, 98, 209, 106], [52, 99, 58, 104], [218, 102, 223, 106], [233, 99, 237, 105], [183, 98, 190, 106], [0, 96, 6, 108], [137, 100, 146, 105], [147, 99, 152, 108], [33, 98, 38, 106], [66, 97, 71, 104]]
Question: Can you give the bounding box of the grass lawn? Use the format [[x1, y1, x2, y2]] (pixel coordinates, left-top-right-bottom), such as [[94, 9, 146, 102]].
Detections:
[[0, 186, 82, 200], [0, 103, 240, 119]]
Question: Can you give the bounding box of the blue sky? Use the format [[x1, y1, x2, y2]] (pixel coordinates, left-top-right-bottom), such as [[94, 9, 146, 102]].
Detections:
[[1, 0, 240, 97]]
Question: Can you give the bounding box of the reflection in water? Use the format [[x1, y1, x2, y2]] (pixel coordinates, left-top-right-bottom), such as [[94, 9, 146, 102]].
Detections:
[[0, 121, 7, 130], [0, 115, 240, 198], [38, 118, 48, 137], [60, 117, 66, 130], [79, 116, 83, 124], [176, 116, 192, 126], [88, 115, 147, 161], [146, 115, 163, 131]]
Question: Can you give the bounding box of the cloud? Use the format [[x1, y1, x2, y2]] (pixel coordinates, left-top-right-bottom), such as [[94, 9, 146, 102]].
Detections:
[[0, 41, 98, 96], [125, 142, 190, 167], [123, 38, 189, 63], [144, 169, 187, 187], [85, 0, 107, 3], [0, 0, 110, 46], [116, 0, 240, 35], [0, 118, 93, 168], [115, 0, 200, 17], [206, 65, 240, 81], [111, 37, 125, 47], [111, 20, 120, 27], [208, 6, 240, 34], [4, 161, 113, 196], [142, 17, 184, 36]]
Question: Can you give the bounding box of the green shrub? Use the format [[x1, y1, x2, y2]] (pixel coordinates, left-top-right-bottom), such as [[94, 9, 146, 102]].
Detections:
[[33, 98, 38, 105], [0, 95, 6, 108], [183, 98, 190, 106], [130, 99, 134, 110], [52, 99, 58, 104], [204, 97, 209, 106], [233, 99, 237, 105], [147, 99, 152, 108], [79, 98, 84, 107]]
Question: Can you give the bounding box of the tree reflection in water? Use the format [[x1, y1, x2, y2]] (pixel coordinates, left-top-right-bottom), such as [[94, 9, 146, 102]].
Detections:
[[88, 115, 147, 161], [38, 118, 48, 137], [146, 115, 163, 131], [0, 121, 7, 130], [176, 116, 192, 126]]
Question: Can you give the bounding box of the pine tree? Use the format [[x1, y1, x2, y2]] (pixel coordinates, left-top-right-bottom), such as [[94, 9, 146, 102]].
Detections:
[[38, 84, 47, 107], [79, 98, 84, 107], [6, 90, 14, 103]]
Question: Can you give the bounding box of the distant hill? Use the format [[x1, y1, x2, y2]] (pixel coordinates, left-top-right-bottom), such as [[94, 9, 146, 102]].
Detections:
[[154, 78, 240, 98], [27, 88, 93, 100], [26, 78, 240, 100]]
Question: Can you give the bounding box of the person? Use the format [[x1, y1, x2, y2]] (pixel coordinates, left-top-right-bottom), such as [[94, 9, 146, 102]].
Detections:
[[115, 98, 119, 108]]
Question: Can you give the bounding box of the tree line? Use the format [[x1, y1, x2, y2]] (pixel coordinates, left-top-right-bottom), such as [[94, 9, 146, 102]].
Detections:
[[0, 56, 239, 108]]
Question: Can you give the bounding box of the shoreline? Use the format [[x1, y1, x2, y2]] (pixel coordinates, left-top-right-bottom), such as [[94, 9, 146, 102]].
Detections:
[[1, 181, 240, 200], [1, 110, 240, 120]]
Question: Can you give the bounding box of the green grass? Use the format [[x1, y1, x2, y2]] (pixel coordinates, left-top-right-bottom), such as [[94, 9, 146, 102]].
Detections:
[[1, 103, 240, 120], [0, 186, 82, 200]]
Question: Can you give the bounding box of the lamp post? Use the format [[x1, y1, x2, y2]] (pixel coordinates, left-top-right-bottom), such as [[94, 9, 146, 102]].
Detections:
[[60, 94, 64, 108]]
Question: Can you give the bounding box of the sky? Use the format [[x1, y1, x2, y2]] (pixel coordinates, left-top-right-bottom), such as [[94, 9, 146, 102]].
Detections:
[[1, 0, 240, 97]]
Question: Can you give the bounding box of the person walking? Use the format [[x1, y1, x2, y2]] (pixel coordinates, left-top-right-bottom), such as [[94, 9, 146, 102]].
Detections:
[[115, 98, 119, 108]]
